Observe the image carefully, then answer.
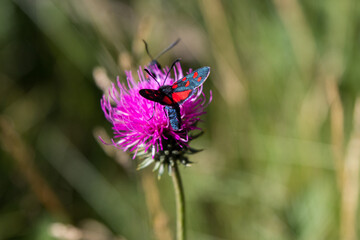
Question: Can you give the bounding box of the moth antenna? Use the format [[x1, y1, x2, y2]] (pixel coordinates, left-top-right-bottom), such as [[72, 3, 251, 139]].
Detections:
[[144, 68, 161, 87], [147, 102, 156, 121], [144, 68, 156, 79], [143, 40, 154, 60], [154, 38, 180, 60], [163, 58, 181, 85]]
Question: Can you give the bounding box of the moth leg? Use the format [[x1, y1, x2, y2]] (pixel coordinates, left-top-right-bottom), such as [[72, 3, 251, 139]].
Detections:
[[147, 102, 156, 121]]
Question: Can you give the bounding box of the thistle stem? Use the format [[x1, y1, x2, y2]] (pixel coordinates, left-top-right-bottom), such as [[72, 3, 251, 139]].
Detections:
[[171, 163, 186, 240]]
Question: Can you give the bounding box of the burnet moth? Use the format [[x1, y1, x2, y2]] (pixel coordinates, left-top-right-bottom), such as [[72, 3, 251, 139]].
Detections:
[[139, 63, 210, 131], [143, 39, 180, 74]]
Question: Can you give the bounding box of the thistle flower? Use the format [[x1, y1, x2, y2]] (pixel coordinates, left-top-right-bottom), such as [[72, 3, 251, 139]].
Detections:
[[101, 62, 211, 176]]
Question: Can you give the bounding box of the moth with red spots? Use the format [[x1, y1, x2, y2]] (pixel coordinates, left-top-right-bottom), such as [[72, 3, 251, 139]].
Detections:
[[139, 66, 210, 130]]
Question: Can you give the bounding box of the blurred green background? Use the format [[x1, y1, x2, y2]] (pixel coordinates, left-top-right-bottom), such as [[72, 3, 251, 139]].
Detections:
[[1, 0, 360, 239]]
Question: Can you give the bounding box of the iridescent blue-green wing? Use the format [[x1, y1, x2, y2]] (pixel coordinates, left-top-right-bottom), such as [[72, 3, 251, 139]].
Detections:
[[169, 67, 210, 104]]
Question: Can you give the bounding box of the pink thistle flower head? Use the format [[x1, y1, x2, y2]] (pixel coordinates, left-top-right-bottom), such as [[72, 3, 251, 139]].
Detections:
[[101, 62, 211, 176]]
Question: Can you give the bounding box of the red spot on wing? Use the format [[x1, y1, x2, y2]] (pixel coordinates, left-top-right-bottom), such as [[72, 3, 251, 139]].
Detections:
[[172, 84, 178, 89], [172, 90, 192, 103], [185, 81, 190, 87], [162, 96, 173, 105], [193, 72, 198, 78], [197, 77, 202, 82], [182, 77, 187, 81]]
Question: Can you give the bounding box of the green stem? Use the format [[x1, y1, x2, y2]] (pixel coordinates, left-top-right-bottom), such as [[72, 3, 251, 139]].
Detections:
[[171, 163, 186, 240]]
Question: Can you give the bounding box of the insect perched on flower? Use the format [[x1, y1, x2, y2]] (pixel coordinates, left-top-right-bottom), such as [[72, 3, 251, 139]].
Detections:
[[140, 64, 210, 131], [143, 39, 180, 73], [101, 53, 211, 176]]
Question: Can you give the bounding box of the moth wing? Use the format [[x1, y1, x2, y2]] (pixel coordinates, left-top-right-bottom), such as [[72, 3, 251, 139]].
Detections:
[[172, 66, 210, 91], [139, 89, 174, 105], [139, 89, 163, 102], [169, 66, 210, 104]]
